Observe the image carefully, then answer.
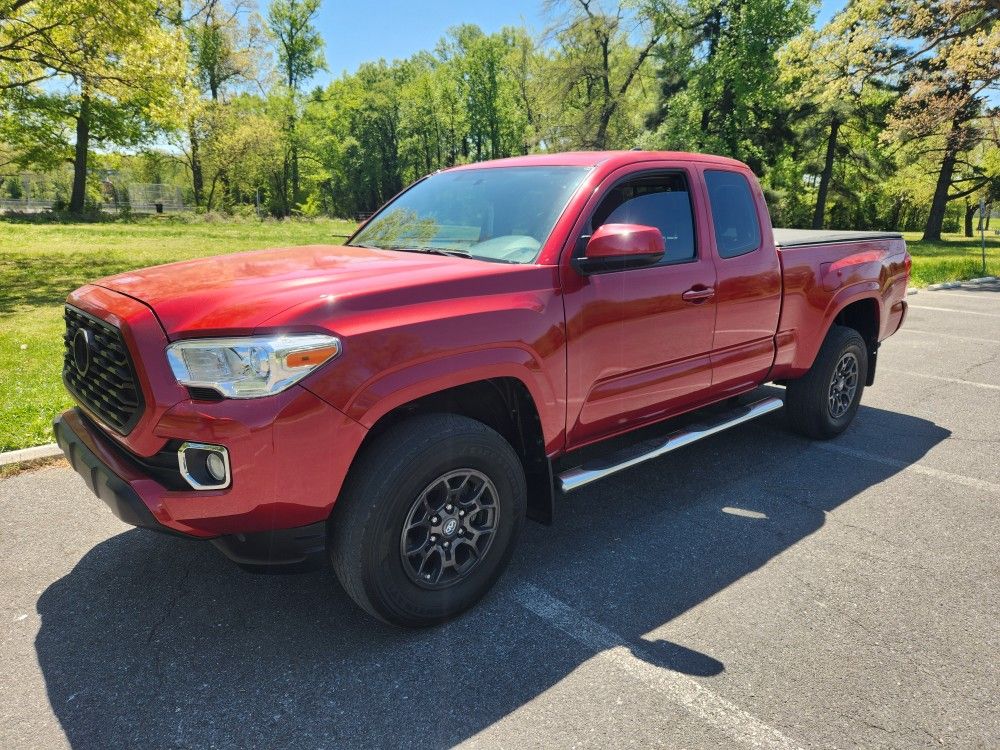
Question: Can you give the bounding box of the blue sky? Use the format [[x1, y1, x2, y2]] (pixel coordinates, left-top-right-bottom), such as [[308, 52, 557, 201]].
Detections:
[[312, 0, 847, 85]]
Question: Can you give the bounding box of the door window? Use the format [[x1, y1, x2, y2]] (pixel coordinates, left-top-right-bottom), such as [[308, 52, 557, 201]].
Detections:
[[704, 170, 761, 258], [590, 173, 696, 264]]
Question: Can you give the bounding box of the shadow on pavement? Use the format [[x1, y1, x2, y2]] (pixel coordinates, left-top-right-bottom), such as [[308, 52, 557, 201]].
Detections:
[[35, 399, 949, 748]]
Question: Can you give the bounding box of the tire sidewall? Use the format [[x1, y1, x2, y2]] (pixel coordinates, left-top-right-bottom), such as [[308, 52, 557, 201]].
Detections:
[[822, 333, 868, 434], [358, 429, 525, 624]]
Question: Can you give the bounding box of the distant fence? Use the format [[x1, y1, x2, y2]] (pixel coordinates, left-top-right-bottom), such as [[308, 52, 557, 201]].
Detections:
[[0, 199, 54, 212], [0, 179, 191, 214]]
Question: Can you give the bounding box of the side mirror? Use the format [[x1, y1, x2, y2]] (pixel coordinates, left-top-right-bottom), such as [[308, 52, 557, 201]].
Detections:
[[576, 223, 665, 273]]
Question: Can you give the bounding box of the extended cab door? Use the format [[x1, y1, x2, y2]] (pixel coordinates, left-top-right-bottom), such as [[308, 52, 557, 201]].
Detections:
[[562, 165, 718, 448], [700, 167, 782, 396]]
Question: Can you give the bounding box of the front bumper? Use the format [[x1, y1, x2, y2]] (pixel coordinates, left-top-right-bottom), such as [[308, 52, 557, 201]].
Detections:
[[54, 403, 361, 569]]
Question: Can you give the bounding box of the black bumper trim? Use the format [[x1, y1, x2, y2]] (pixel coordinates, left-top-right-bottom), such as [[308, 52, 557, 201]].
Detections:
[[53, 412, 178, 534], [211, 522, 328, 572]]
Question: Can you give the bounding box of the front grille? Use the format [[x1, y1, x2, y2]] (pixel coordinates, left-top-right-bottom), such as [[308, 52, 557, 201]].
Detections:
[[63, 305, 144, 434]]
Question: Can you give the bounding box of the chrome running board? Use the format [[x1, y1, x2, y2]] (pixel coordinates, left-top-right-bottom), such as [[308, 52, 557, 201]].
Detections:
[[556, 396, 784, 493]]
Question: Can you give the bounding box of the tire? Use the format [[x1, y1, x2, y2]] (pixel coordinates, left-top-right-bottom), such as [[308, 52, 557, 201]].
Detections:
[[785, 325, 868, 440], [329, 413, 527, 627]]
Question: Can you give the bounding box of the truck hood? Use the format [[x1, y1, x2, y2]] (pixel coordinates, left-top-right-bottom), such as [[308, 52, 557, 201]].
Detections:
[[94, 244, 518, 337]]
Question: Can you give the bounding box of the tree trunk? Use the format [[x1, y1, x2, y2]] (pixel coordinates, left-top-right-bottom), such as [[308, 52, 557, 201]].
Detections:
[[190, 123, 204, 207], [69, 89, 91, 214], [985, 204, 992, 231], [812, 118, 840, 229], [964, 201, 975, 237], [922, 122, 960, 242], [888, 197, 903, 231]]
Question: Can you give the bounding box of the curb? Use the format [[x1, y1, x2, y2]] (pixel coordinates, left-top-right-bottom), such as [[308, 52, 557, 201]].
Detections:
[[926, 276, 998, 291], [0, 443, 63, 468]]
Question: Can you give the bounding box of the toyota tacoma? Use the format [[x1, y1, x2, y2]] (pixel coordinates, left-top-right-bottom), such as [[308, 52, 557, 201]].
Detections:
[[54, 151, 910, 626]]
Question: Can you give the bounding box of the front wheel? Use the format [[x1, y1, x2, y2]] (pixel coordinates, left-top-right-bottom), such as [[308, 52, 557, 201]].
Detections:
[[785, 325, 868, 440], [329, 413, 526, 627]]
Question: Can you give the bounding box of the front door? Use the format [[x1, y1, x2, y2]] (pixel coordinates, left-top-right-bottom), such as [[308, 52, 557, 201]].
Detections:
[[563, 167, 718, 448]]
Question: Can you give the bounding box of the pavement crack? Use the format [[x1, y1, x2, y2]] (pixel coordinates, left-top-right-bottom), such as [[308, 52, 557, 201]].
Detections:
[[145, 563, 193, 673]]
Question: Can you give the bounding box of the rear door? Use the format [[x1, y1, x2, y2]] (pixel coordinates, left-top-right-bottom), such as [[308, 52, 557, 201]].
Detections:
[[700, 167, 782, 395], [562, 164, 718, 448]]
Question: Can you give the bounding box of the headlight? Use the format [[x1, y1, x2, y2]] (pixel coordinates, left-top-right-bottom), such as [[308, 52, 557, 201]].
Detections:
[[166, 334, 341, 398]]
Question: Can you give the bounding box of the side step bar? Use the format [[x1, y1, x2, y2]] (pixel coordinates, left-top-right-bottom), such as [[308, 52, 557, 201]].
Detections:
[[557, 396, 784, 493]]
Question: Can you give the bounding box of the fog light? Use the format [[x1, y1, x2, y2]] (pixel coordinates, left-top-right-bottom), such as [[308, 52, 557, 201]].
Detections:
[[177, 442, 230, 490], [206, 452, 226, 482]]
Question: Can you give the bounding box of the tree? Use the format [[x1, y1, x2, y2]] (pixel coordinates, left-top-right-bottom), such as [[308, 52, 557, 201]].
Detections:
[[439, 25, 530, 160], [779, 6, 898, 228], [645, 0, 811, 172], [2, 2, 188, 212], [544, 0, 667, 149], [873, 0, 1000, 240], [267, 0, 324, 214], [182, 0, 267, 205]]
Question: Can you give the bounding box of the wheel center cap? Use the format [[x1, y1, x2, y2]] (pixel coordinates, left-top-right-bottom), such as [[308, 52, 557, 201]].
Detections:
[[442, 518, 459, 537]]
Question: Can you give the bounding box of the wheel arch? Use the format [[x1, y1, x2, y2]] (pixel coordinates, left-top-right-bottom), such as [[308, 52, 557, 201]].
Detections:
[[347, 377, 555, 525], [828, 295, 881, 386], [779, 288, 882, 383]]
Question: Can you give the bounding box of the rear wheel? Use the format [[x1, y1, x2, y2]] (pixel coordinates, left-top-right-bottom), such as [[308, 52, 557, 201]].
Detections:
[[329, 413, 526, 627], [785, 325, 868, 440]]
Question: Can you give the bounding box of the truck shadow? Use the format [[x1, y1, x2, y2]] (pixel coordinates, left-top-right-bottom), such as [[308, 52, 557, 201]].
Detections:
[[34, 396, 949, 748]]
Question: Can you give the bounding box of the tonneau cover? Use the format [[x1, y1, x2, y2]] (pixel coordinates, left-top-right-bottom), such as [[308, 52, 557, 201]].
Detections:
[[773, 228, 903, 248]]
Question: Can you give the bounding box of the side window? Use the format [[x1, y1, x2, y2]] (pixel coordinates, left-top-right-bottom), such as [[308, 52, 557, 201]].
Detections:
[[590, 172, 696, 264], [704, 170, 761, 258]]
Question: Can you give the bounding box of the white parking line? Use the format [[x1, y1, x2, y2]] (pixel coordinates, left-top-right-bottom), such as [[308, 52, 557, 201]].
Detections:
[[815, 442, 1000, 495], [921, 291, 1000, 301], [513, 583, 804, 750], [882, 367, 1000, 392], [899, 329, 1000, 345], [906, 305, 1000, 318]]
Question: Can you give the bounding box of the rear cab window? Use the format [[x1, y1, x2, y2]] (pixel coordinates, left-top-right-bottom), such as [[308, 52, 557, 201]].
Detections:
[[589, 172, 696, 265], [704, 170, 761, 258]]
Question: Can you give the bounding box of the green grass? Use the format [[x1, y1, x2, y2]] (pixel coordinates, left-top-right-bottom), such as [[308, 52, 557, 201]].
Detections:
[[0, 220, 997, 452], [0, 216, 355, 452], [903, 231, 999, 287]]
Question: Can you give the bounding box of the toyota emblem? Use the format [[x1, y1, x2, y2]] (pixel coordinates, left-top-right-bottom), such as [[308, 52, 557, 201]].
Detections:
[[72, 328, 92, 376]]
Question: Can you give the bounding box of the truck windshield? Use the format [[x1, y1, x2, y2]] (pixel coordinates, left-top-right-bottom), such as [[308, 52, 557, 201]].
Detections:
[[349, 166, 590, 264]]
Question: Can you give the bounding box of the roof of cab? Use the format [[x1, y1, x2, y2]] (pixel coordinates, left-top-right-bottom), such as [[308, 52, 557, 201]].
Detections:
[[446, 150, 749, 171]]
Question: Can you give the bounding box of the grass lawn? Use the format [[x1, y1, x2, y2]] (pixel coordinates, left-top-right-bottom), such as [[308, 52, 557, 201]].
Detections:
[[0, 219, 996, 452], [904, 231, 999, 286], [0, 216, 355, 452]]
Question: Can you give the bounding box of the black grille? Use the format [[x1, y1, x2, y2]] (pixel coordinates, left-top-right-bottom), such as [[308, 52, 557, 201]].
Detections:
[[63, 305, 144, 434]]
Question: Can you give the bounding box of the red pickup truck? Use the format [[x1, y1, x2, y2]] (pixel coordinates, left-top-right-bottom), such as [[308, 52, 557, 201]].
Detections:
[[54, 151, 910, 625]]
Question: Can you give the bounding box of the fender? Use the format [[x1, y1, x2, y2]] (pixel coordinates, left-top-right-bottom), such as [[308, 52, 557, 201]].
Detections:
[[344, 345, 565, 455], [771, 282, 883, 380], [805, 283, 882, 370]]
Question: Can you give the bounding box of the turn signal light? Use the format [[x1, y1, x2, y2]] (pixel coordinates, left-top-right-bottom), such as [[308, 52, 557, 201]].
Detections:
[[285, 345, 340, 368]]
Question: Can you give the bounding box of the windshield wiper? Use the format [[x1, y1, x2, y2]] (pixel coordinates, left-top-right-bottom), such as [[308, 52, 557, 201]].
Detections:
[[352, 244, 518, 263], [407, 246, 472, 258]]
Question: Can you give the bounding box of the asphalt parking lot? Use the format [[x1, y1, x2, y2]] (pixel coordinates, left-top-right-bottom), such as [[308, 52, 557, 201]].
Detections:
[[2, 282, 998, 750]]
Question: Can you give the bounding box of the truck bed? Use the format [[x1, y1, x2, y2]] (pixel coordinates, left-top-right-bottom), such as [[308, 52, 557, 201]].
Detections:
[[773, 228, 903, 248]]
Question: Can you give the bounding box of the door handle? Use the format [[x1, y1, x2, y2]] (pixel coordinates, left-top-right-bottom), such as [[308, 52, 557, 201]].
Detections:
[[682, 287, 715, 303]]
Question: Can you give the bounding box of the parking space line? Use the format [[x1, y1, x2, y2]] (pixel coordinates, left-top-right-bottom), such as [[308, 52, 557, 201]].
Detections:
[[815, 442, 1000, 495], [921, 291, 1000, 301], [906, 305, 1000, 318], [882, 367, 1000, 392], [513, 583, 804, 750], [898, 329, 1000, 345]]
